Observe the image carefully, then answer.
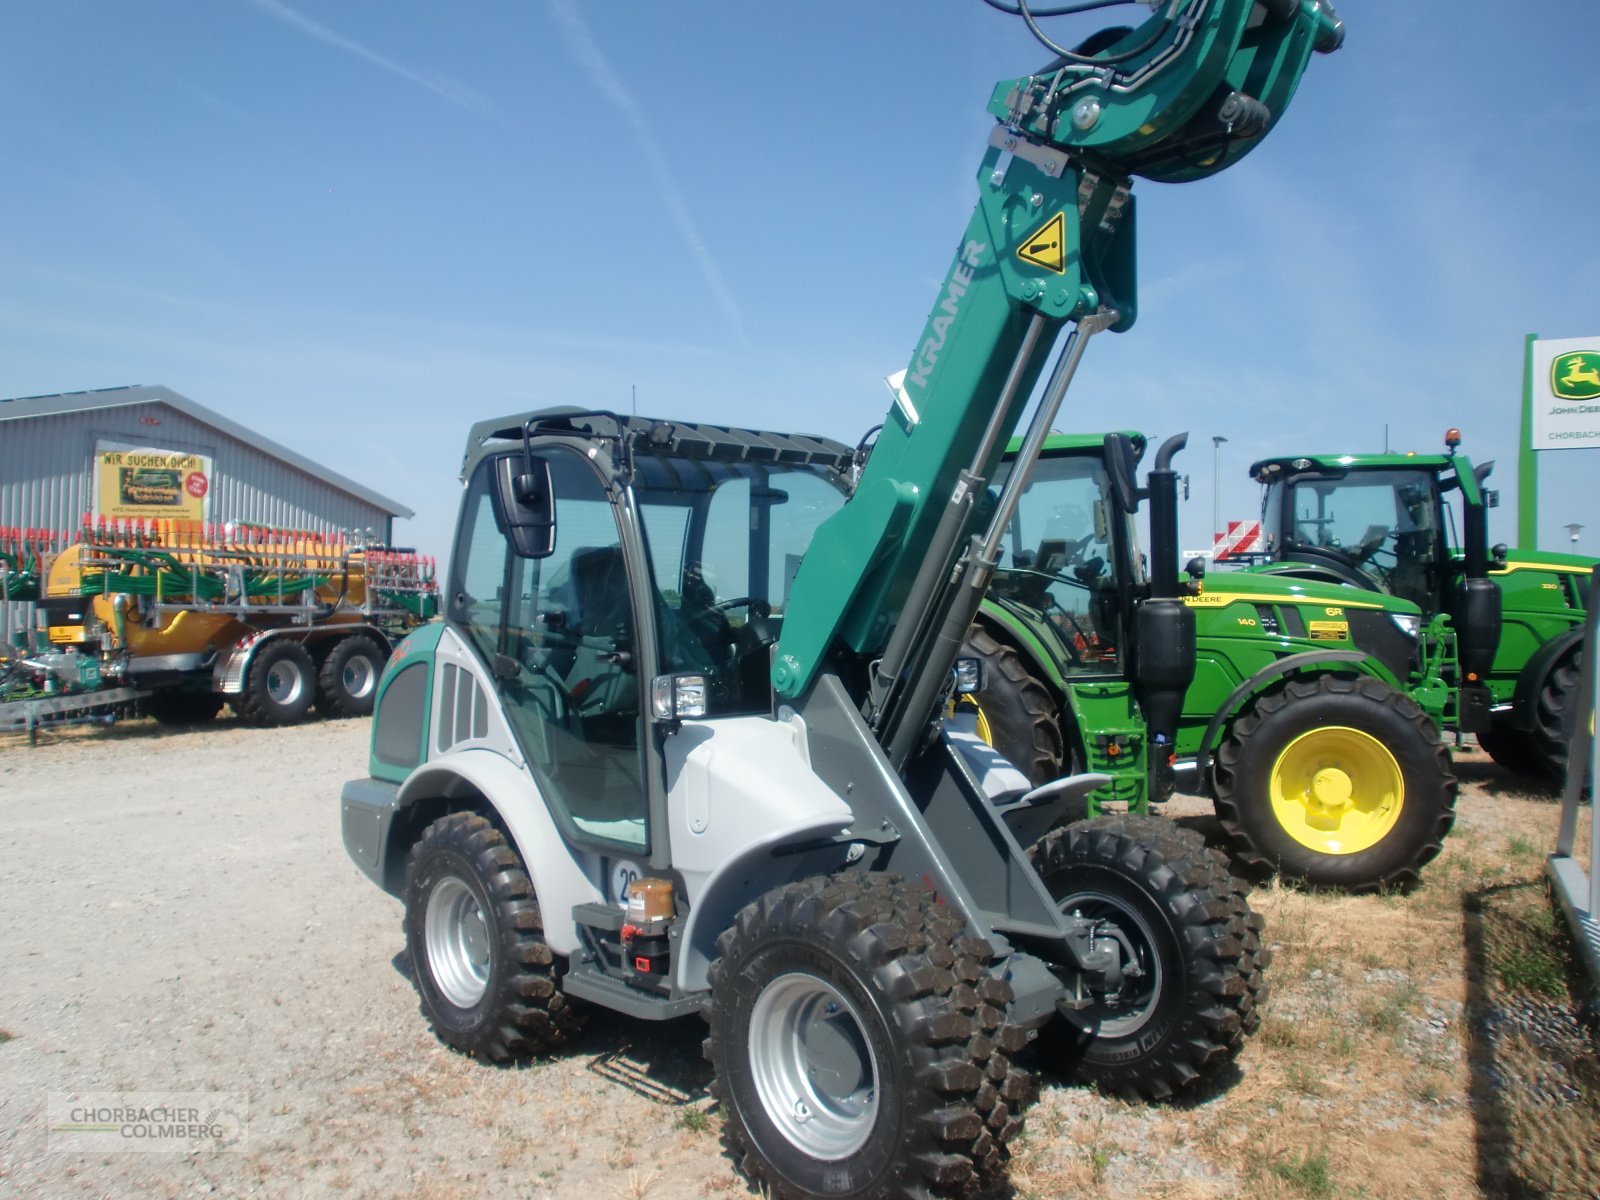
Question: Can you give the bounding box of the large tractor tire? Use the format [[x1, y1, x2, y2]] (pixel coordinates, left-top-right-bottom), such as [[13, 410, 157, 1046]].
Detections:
[[236, 639, 317, 725], [144, 689, 224, 726], [1213, 674, 1456, 892], [403, 811, 585, 1059], [1029, 814, 1267, 1101], [1530, 647, 1581, 782], [317, 634, 386, 718], [1475, 721, 1549, 778], [706, 873, 1030, 1200], [961, 627, 1065, 786]]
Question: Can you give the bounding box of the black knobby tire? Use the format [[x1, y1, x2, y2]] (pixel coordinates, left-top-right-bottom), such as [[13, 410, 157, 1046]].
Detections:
[[962, 627, 1065, 786], [144, 689, 224, 726], [1531, 648, 1581, 781], [317, 634, 386, 718], [705, 873, 1031, 1200], [237, 639, 317, 725], [1475, 721, 1549, 778], [1030, 814, 1265, 1102], [1212, 673, 1456, 892], [403, 811, 584, 1060]]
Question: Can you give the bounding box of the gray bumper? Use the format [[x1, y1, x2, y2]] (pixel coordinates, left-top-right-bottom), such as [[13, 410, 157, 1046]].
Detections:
[[341, 777, 402, 896]]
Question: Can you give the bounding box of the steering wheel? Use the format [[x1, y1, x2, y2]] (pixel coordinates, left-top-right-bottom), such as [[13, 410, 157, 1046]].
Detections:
[[709, 596, 772, 618]]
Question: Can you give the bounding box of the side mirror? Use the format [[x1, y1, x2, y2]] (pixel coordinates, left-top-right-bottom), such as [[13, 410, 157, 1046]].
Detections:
[[493, 454, 556, 559]]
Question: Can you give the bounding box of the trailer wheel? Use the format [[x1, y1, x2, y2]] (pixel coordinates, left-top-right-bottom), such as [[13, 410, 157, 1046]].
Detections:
[[962, 627, 1065, 786], [318, 635, 385, 718], [1213, 674, 1456, 892], [1030, 814, 1264, 1101], [236, 639, 316, 725], [403, 812, 584, 1059], [144, 690, 224, 726], [706, 874, 1029, 1200]]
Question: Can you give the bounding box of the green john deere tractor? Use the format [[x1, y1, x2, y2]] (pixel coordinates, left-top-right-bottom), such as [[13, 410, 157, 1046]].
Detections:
[[1244, 431, 1593, 781], [967, 432, 1458, 893]]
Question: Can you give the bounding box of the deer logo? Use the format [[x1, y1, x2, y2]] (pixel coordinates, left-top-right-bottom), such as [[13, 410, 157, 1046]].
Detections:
[[1552, 350, 1600, 400]]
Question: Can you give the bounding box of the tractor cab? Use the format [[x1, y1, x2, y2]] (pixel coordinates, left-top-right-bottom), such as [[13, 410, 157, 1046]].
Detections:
[[1255, 457, 1451, 611]]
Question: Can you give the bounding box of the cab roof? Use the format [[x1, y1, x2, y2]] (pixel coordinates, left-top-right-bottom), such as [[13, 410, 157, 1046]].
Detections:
[[463, 406, 854, 479], [1250, 451, 1455, 482]]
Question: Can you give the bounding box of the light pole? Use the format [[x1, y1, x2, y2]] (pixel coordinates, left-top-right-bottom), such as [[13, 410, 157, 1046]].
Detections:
[[1212, 435, 1229, 549]]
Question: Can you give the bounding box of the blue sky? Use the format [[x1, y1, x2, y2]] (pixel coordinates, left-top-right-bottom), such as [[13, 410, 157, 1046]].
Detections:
[[2, 1, 1595, 563]]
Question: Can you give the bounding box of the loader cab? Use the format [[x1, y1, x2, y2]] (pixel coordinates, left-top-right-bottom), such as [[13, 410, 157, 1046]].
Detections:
[[447, 413, 852, 855], [987, 435, 1144, 672]]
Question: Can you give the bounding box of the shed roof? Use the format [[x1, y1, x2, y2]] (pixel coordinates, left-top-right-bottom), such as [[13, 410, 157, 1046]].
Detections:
[[0, 384, 412, 518]]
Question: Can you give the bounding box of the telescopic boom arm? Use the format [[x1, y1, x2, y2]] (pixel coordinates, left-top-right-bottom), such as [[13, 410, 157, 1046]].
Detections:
[[773, 0, 1342, 753]]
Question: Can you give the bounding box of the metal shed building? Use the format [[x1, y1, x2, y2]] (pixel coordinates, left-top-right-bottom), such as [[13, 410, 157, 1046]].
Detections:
[[0, 384, 412, 541]]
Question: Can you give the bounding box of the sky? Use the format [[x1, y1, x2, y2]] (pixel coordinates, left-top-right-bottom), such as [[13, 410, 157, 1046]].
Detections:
[[2, 1, 1596, 565]]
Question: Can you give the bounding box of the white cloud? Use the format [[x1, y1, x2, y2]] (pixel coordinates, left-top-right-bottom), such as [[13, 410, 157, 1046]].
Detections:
[[243, 0, 493, 114]]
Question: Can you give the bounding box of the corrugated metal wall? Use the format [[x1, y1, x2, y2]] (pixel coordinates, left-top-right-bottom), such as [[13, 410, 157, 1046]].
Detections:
[[2, 398, 395, 639]]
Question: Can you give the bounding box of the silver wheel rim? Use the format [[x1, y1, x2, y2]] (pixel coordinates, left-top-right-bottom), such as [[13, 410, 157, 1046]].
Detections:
[[1059, 889, 1164, 1038], [747, 972, 879, 1160], [265, 658, 306, 706], [342, 655, 377, 700], [425, 876, 491, 1008]]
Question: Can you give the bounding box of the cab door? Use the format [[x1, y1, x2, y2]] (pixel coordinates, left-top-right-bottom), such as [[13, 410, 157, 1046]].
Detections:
[[448, 447, 651, 853]]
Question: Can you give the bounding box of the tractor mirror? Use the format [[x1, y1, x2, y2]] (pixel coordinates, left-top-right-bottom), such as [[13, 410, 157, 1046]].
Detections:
[[493, 453, 556, 559]]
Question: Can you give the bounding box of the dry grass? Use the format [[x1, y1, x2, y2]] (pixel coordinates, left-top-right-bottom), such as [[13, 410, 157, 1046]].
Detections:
[[1006, 746, 1598, 1200]]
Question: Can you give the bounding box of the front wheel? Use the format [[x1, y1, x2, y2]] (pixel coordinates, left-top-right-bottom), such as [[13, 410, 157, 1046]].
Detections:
[[1213, 674, 1457, 892], [1030, 814, 1267, 1101], [403, 812, 585, 1059], [237, 639, 316, 725], [706, 874, 1030, 1200]]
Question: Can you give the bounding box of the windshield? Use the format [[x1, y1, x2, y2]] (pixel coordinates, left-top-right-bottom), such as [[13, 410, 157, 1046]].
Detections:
[[633, 455, 849, 715], [989, 452, 1132, 667], [1272, 468, 1440, 597]]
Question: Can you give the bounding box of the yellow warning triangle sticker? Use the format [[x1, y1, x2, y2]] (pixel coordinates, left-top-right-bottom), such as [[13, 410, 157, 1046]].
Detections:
[[1016, 211, 1067, 274]]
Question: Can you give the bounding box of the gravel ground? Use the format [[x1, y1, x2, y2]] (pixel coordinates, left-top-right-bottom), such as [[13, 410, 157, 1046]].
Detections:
[[0, 715, 1594, 1200]]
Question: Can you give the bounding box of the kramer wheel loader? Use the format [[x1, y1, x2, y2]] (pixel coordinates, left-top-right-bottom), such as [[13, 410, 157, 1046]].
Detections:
[[341, 4, 1342, 1197]]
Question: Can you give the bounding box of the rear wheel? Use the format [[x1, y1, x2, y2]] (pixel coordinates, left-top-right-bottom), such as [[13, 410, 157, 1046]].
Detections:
[[961, 627, 1064, 786], [1213, 674, 1456, 892], [1531, 648, 1581, 781], [317, 634, 385, 718], [1030, 814, 1265, 1101], [706, 874, 1029, 1200], [1476, 721, 1548, 778], [237, 640, 316, 725], [403, 812, 584, 1059]]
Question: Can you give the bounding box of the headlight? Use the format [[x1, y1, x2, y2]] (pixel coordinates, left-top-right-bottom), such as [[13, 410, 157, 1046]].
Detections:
[[1388, 612, 1421, 639]]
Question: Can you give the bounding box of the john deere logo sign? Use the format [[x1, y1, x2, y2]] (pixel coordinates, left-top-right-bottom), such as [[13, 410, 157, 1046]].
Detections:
[[1552, 350, 1600, 401], [1531, 337, 1600, 451]]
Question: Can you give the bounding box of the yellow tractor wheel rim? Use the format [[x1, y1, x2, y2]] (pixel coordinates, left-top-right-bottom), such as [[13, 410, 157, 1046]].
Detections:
[[1268, 725, 1404, 855]]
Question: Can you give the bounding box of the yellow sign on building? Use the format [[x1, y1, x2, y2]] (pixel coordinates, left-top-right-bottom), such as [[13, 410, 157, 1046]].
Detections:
[[95, 445, 212, 521]]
